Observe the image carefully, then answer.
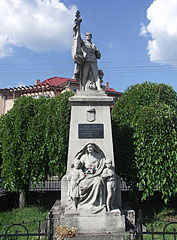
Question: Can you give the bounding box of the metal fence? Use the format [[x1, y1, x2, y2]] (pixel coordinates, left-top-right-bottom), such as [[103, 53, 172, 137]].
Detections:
[[130, 209, 177, 240], [29, 180, 61, 192], [29, 178, 130, 192], [0, 211, 54, 240]]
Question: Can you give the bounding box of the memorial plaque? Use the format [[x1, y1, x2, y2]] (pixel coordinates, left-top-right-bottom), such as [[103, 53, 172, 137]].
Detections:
[[78, 124, 104, 139]]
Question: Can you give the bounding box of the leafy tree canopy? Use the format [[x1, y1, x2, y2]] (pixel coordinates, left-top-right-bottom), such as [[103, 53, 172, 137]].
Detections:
[[112, 82, 177, 203], [0, 91, 73, 198]]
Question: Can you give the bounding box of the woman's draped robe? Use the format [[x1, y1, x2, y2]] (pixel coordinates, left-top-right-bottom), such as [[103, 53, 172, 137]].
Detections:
[[78, 154, 106, 213]]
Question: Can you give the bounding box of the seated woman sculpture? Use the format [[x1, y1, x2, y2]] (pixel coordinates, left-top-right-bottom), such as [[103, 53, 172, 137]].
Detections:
[[74, 143, 106, 213]]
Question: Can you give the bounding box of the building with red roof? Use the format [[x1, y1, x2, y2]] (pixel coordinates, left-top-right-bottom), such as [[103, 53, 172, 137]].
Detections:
[[0, 76, 122, 115]]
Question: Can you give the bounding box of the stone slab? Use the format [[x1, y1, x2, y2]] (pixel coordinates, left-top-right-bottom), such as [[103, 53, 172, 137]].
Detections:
[[65, 234, 124, 240], [50, 200, 135, 232], [60, 210, 125, 234]]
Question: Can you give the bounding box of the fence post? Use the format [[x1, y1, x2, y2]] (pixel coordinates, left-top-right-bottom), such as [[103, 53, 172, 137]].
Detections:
[[48, 211, 54, 240], [137, 209, 143, 240]]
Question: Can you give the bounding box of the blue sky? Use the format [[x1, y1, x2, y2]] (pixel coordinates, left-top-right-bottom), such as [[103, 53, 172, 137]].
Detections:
[[0, 0, 177, 92]]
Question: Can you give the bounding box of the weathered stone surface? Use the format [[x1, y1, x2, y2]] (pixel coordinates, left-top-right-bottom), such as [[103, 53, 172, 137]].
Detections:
[[61, 209, 125, 234], [60, 90, 125, 234], [50, 200, 135, 235], [66, 91, 114, 175], [59, 11, 131, 236], [122, 203, 136, 229], [65, 234, 124, 240], [72, 11, 103, 91], [61, 91, 123, 209]]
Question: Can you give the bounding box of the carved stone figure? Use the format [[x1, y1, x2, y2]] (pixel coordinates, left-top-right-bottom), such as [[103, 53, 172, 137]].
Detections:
[[73, 143, 106, 213], [101, 159, 116, 211], [67, 159, 85, 210], [66, 143, 122, 214], [72, 11, 103, 91]]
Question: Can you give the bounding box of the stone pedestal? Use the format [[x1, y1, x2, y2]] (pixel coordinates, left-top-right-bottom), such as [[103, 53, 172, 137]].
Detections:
[[67, 90, 115, 172], [60, 90, 125, 235], [61, 90, 122, 208], [61, 209, 125, 234], [50, 200, 134, 238]]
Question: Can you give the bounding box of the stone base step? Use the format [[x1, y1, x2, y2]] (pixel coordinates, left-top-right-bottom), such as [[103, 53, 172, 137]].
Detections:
[[65, 233, 124, 240], [61, 209, 125, 234]]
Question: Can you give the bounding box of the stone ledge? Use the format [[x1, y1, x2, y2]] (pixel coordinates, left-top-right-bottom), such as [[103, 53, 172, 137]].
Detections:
[[65, 233, 125, 240], [69, 90, 113, 104], [60, 210, 125, 234]]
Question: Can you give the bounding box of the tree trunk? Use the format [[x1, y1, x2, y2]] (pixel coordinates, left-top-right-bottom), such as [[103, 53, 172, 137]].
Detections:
[[19, 192, 26, 208], [19, 187, 28, 208]]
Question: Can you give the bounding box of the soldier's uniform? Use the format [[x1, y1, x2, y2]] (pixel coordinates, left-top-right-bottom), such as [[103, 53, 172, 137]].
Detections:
[[81, 41, 102, 90]]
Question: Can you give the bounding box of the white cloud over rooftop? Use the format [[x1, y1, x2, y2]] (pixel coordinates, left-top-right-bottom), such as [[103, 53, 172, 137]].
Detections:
[[142, 0, 177, 65], [0, 0, 76, 58]]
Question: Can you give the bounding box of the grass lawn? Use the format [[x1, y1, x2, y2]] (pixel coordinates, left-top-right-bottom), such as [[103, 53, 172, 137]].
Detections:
[[125, 192, 177, 240], [0, 206, 50, 238], [142, 207, 177, 240], [134, 193, 177, 240]]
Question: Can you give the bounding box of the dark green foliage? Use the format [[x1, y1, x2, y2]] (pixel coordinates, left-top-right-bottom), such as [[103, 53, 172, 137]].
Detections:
[[0, 116, 3, 175], [1, 96, 37, 195], [0, 91, 73, 197], [112, 82, 177, 203]]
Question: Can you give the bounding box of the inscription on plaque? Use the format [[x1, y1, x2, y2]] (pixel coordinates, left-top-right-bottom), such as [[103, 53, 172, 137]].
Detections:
[[78, 124, 104, 139]]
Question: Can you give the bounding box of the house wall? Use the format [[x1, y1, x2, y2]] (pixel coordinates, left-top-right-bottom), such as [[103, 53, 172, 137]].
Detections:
[[0, 90, 57, 115], [0, 94, 3, 115], [63, 84, 79, 93], [5, 98, 14, 114]]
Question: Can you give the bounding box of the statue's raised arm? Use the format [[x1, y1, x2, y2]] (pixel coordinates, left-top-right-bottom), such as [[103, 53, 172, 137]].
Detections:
[[72, 11, 83, 63], [72, 10, 84, 86], [72, 11, 103, 91]]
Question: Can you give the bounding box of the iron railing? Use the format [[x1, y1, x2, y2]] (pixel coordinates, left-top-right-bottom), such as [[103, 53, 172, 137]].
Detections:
[[29, 180, 61, 192], [29, 178, 130, 192], [0, 211, 54, 240], [130, 209, 177, 240]]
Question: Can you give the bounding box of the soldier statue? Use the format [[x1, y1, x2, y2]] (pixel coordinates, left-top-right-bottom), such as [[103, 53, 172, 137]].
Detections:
[[72, 11, 103, 91]]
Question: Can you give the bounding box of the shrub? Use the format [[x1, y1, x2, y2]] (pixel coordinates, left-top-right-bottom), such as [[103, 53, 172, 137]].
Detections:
[[112, 82, 177, 203]]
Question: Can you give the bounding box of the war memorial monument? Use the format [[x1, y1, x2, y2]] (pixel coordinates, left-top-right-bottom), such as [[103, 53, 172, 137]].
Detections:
[[53, 11, 135, 239]]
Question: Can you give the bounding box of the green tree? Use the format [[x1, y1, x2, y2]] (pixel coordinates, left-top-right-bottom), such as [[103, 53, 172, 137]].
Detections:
[[112, 82, 177, 203], [1, 91, 73, 207], [1, 96, 37, 207], [0, 116, 3, 176]]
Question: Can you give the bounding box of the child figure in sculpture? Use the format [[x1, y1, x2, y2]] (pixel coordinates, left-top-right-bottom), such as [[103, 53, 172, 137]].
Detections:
[[102, 159, 116, 211], [67, 159, 85, 210]]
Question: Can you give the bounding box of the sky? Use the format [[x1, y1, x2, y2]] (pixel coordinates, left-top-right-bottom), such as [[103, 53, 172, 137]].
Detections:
[[0, 0, 177, 92]]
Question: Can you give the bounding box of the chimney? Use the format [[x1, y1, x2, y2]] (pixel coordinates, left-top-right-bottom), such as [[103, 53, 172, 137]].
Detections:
[[105, 81, 109, 89], [36, 79, 40, 86]]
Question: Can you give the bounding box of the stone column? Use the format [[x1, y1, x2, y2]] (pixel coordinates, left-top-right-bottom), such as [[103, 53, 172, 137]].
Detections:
[[61, 90, 121, 207]]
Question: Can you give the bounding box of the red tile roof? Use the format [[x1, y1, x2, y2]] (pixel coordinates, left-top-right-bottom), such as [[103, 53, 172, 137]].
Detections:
[[40, 76, 122, 95], [105, 88, 117, 93], [105, 88, 122, 96], [39, 76, 77, 86]]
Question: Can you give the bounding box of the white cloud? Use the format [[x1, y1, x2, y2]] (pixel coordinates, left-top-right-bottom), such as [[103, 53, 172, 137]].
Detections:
[[0, 34, 15, 58], [0, 0, 77, 58], [142, 0, 177, 64], [139, 23, 148, 37]]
